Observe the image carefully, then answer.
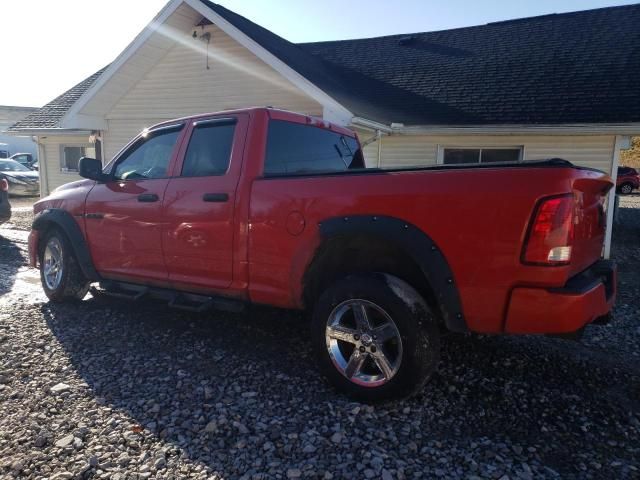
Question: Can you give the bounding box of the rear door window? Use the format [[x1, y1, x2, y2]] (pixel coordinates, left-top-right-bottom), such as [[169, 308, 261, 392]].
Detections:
[[181, 119, 236, 177], [264, 120, 364, 175]]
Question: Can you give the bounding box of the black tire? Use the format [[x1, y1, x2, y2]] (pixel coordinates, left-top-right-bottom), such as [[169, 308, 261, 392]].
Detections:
[[39, 228, 90, 302], [619, 183, 633, 195], [311, 273, 440, 401]]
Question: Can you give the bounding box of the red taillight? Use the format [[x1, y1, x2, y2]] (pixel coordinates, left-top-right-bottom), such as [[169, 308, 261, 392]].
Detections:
[[0, 178, 7, 192], [522, 194, 575, 265]]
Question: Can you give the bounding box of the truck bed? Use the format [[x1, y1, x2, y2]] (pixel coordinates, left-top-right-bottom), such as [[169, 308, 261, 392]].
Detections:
[[248, 160, 612, 333]]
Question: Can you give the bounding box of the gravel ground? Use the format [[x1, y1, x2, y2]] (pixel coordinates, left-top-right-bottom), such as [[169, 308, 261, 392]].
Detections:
[[3, 196, 37, 232], [0, 197, 638, 479]]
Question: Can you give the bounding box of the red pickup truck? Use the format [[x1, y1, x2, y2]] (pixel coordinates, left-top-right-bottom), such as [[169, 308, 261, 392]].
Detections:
[[617, 166, 639, 194], [29, 108, 616, 400]]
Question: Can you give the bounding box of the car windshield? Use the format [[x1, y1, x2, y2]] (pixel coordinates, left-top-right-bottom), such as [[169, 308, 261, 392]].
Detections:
[[0, 159, 31, 172]]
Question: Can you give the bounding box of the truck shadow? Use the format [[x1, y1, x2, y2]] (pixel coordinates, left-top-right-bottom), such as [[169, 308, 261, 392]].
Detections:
[[41, 294, 639, 478], [612, 197, 640, 305], [0, 233, 22, 296]]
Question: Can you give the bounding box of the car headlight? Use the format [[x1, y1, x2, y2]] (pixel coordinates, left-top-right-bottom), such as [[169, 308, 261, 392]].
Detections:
[[6, 176, 27, 185]]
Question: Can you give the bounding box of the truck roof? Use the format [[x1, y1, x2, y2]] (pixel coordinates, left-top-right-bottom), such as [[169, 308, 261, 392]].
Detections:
[[147, 107, 356, 138]]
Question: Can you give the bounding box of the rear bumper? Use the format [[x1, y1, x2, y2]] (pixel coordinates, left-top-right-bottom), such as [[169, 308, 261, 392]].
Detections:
[[505, 260, 616, 334]]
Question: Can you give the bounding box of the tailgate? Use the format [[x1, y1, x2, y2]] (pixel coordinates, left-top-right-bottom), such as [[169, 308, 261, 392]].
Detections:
[[569, 171, 613, 275]]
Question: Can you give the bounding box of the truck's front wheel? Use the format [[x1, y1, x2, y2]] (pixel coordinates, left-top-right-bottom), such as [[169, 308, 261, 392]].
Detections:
[[39, 229, 90, 302], [311, 273, 440, 401]]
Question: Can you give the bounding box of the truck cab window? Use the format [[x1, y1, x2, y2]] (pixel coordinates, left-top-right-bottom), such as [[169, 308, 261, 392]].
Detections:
[[265, 120, 364, 175], [113, 128, 181, 180], [181, 121, 236, 177]]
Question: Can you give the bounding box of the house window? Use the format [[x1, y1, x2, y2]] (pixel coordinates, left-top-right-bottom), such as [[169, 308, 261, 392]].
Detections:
[[440, 147, 523, 165], [61, 145, 96, 172]]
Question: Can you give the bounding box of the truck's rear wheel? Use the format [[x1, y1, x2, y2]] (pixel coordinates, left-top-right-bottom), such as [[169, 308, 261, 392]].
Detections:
[[619, 183, 633, 194], [311, 273, 440, 401], [39, 229, 90, 302]]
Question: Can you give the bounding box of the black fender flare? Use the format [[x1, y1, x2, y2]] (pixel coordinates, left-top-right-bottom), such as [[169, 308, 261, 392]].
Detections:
[[317, 215, 467, 333], [32, 208, 100, 281]]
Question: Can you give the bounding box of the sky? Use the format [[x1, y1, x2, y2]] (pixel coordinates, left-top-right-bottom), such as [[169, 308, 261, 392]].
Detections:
[[0, 0, 637, 107]]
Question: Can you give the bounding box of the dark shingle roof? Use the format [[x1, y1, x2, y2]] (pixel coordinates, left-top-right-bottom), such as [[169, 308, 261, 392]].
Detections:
[[9, 67, 107, 131], [13, 3, 640, 129], [207, 1, 640, 126]]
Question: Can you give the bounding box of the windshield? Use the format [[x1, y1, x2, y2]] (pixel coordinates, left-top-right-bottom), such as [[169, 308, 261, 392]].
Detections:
[[0, 159, 31, 172]]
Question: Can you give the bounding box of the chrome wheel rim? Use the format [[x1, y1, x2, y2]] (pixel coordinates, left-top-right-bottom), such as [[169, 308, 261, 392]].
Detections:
[[325, 299, 403, 387], [43, 237, 64, 290], [621, 184, 632, 194]]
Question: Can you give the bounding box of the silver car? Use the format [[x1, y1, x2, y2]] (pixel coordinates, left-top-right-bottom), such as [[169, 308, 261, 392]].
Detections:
[[0, 159, 40, 196]]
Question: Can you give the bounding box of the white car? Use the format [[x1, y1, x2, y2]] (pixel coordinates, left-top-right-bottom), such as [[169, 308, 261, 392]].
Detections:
[[0, 159, 40, 196]]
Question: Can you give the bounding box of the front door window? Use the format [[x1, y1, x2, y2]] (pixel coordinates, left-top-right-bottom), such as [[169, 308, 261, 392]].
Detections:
[[112, 127, 182, 180]]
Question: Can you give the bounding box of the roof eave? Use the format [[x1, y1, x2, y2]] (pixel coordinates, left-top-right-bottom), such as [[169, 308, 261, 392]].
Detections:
[[59, 0, 186, 130], [188, 0, 353, 124], [61, 0, 354, 129], [6, 128, 93, 136], [350, 117, 393, 133], [390, 123, 640, 136]]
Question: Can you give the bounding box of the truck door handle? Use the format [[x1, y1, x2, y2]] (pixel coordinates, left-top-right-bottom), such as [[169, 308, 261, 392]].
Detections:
[[202, 193, 229, 202], [137, 193, 159, 202]]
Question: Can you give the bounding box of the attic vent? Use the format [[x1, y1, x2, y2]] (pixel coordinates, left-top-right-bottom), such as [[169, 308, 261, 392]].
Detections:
[[195, 16, 213, 27], [398, 35, 416, 46]]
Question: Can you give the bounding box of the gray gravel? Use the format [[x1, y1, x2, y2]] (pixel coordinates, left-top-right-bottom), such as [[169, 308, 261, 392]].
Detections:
[[4, 196, 36, 232], [0, 197, 638, 479]]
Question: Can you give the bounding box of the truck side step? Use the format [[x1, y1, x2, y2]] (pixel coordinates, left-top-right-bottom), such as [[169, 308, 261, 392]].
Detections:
[[91, 284, 148, 301], [168, 294, 245, 313], [169, 294, 214, 313], [92, 282, 245, 314]]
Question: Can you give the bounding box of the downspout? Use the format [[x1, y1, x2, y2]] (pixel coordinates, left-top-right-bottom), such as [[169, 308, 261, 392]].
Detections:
[[603, 135, 627, 259], [360, 130, 384, 168], [91, 130, 104, 164], [33, 136, 49, 197], [350, 117, 392, 168]]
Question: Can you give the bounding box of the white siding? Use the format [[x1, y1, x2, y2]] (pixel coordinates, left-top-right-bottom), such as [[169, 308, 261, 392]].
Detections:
[[103, 118, 165, 164], [375, 134, 616, 173], [97, 5, 322, 159], [39, 135, 91, 194], [79, 3, 201, 118], [40, 131, 617, 195], [106, 23, 322, 119]]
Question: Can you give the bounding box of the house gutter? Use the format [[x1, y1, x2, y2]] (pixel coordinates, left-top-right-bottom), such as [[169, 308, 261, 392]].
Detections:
[[603, 135, 628, 259], [352, 117, 640, 136], [6, 128, 93, 136], [351, 117, 392, 134], [391, 123, 640, 136]]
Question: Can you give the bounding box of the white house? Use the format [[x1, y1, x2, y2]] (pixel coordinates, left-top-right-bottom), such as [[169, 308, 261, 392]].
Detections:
[[9, 0, 640, 257]]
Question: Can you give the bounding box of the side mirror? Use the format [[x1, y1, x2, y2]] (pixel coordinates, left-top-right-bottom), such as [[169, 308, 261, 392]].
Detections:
[[79, 157, 108, 182]]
